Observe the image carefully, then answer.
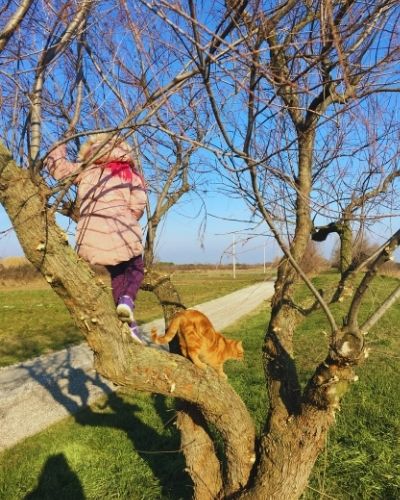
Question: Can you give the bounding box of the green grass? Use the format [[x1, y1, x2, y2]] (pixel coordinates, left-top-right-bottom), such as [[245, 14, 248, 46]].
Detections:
[[0, 392, 190, 500], [0, 268, 269, 367], [0, 289, 82, 367], [223, 305, 270, 433], [0, 271, 399, 499]]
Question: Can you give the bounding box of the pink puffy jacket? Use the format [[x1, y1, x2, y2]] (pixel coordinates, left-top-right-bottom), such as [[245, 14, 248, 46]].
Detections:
[[46, 143, 147, 266]]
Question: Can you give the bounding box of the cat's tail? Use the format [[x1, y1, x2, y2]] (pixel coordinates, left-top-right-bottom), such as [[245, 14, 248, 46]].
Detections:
[[151, 314, 181, 344]]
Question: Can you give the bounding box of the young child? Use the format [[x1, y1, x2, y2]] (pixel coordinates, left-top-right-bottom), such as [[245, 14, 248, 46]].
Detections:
[[45, 134, 147, 343]]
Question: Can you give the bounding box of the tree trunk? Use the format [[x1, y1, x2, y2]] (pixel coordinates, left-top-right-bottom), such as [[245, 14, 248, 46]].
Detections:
[[244, 128, 333, 498], [176, 403, 223, 499], [339, 218, 353, 275], [142, 272, 225, 496], [0, 144, 255, 497], [239, 408, 333, 499], [265, 130, 314, 418], [332, 217, 356, 303]]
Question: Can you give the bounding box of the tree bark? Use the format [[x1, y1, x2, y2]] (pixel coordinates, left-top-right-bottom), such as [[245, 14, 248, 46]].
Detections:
[[238, 408, 333, 500], [331, 217, 356, 303], [142, 270, 186, 323], [176, 403, 223, 499], [339, 217, 353, 275]]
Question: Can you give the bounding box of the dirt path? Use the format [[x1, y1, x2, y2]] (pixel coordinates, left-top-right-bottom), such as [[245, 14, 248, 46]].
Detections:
[[0, 281, 274, 451]]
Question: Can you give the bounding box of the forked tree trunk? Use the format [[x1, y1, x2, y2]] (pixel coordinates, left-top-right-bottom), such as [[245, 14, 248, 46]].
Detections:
[[0, 146, 255, 497]]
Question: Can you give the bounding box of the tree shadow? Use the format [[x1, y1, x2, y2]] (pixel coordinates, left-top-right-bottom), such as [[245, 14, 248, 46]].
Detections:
[[24, 453, 85, 500], [22, 349, 113, 414], [22, 349, 192, 499], [266, 330, 302, 416], [75, 391, 192, 499]]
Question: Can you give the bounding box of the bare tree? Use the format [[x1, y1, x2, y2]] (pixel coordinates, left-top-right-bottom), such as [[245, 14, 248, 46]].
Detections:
[[312, 123, 400, 300], [1, 1, 400, 499]]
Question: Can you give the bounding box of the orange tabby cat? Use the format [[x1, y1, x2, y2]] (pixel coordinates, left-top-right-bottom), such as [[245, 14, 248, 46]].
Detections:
[[151, 309, 244, 378]]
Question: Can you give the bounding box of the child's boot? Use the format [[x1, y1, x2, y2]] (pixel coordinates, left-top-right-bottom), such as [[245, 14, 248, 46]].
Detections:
[[117, 295, 134, 323]]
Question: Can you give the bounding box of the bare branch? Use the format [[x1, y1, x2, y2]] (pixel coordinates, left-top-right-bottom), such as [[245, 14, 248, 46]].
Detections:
[[361, 283, 400, 333], [346, 228, 400, 330], [0, 0, 34, 52], [30, 1, 94, 165]]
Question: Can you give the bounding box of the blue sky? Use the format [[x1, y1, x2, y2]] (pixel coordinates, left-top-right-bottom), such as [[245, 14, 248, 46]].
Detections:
[[0, 197, 284, 265], [1, 191, 396, 265]]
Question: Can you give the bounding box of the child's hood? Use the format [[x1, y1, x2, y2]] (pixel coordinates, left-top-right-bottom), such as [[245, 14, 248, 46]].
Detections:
[[79, 137, 134, 165]]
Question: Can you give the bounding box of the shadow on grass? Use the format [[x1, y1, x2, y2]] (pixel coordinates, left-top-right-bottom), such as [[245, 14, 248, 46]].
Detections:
[[22, 351, 192, 499], [76, 392, 191, 498], [24, 453, 85, 500]]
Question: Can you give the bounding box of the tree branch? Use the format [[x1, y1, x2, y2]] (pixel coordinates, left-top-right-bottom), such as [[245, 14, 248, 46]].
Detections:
[[0, 0, 34, 52], [30, 1, 94, 165], [361, 283, 400, 333], [346, 228, 400, 330]]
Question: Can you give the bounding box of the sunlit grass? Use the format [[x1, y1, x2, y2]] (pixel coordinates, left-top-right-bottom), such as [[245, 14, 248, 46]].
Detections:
[[0, 289, 82, 367], [0, 392, 191, 500]]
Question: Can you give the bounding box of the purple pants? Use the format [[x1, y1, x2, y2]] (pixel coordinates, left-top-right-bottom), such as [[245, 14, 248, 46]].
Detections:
[[106, 255, 144, 305]]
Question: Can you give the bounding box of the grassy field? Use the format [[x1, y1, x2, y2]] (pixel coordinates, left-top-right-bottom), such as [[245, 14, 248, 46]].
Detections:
[[0, 271, 399, 499], [0, 267, 269, 367]]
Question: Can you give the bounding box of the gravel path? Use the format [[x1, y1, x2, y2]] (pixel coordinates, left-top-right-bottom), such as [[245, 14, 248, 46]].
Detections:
[[0, 281, 274, 451]]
